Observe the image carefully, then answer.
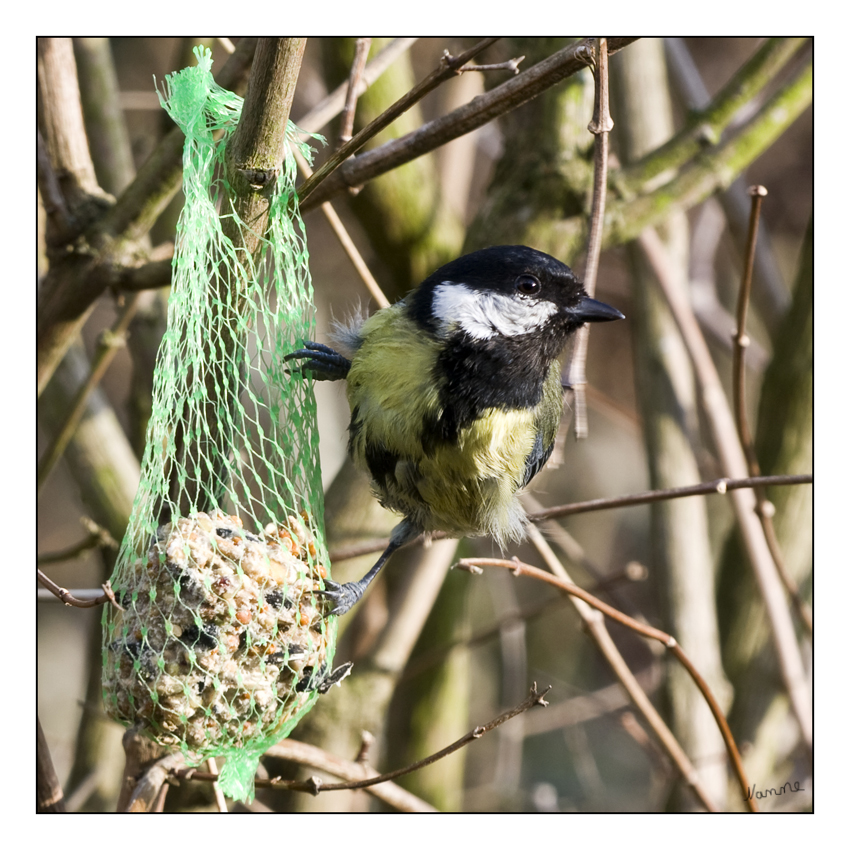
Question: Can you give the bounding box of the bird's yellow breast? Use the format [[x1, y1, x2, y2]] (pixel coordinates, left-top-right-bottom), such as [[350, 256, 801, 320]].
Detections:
[[345, 306, 555, 544]]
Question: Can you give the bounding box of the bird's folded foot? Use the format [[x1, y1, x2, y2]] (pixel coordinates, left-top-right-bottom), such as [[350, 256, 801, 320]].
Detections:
[[284, 341, 351, 382], [318, 579, 365, 617]]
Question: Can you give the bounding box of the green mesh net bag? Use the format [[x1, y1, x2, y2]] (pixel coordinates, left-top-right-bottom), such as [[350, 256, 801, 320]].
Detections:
[[102, 47, 338, 803]]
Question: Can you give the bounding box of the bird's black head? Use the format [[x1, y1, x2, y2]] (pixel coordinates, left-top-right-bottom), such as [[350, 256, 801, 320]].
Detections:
[[405, 246, 623, 445], [407, 245, 623, 350]]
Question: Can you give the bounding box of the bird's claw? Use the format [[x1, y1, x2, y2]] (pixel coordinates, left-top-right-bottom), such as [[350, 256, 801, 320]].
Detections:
[[318, 579, 364, 617], [284, 342, 351, 382]]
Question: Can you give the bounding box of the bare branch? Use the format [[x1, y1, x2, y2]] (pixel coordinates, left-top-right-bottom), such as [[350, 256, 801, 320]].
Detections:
[[571, 37, 614, 440], [298, 38, 500, 204], [455, 54, 525, 75], [294, 150, 390, 308], [338, 38, 372, 145], [528, 474, 812, 522], [112, 252, 174, 292], [206, 758, 228, 812], [123, 752, 185, 813], [178, 737, 435, 812], [37, 38, 104, 207], [732, 186, 812, 635], [37, 129, 72, 242], [300, 37, 638, 211], [37, 570, 122, 611]]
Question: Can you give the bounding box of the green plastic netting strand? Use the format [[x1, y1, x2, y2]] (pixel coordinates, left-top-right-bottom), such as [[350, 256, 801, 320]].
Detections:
[[102, 47, 334, 803]]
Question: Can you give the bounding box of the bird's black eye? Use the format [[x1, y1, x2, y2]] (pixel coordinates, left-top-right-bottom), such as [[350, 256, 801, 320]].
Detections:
[[515, 274, 541, 295]]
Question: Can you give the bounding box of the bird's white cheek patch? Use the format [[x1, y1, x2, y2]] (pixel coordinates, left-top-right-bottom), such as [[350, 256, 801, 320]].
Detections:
[[432, 282, 558, 339]]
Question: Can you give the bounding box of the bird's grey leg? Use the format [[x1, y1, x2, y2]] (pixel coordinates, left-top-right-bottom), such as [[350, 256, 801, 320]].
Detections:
[[320, 520, 421, 617]]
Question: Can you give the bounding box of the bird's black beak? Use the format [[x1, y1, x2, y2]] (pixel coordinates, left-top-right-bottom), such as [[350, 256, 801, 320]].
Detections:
[[570, 296, 625, 323]]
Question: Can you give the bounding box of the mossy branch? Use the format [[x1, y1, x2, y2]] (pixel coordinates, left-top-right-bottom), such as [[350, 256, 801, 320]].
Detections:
[[603, 58, 812, 249], [620, 37, 808, 194]]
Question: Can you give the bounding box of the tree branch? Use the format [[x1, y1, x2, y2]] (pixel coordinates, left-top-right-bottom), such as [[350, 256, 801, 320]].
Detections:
[[621, 38, 807, 194], [38, 293, 142, 492], [571, 37, 613, 440], [297, 38, 500, 205], [300, 37, 638, 211], [604, 59, 812, 248], [338, 38, 372, 145], [732, 187, 812, 634]]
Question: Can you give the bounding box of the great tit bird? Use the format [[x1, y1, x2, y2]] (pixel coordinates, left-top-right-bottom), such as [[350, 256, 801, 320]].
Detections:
[[286, 245, 623, 616]]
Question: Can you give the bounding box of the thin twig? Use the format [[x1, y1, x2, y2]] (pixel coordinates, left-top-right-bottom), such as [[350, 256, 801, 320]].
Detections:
[[37, 292, 141, 493], [356, 730, 376, 765], [456, 55, 525, 75], [38, 588, 109, 603], [176, 742, 435, 812], [327, 474, 812, 564], [528, 474, 812, 522], [297, 38, 500, 204], [294, 150, 390, 308], [175, 684, 549, 799], [458, 553, 756, 812], [732, 186, 812, 635], [296, 38, 419, 135], [732, 186, 766, 461], [571, 37, 614, 440], [639, 226, 812, 753], [524, 665, 662, 737], [338, 38, 371, 146], [37, 569, 123, 611], [268, 738, 434, 812]]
